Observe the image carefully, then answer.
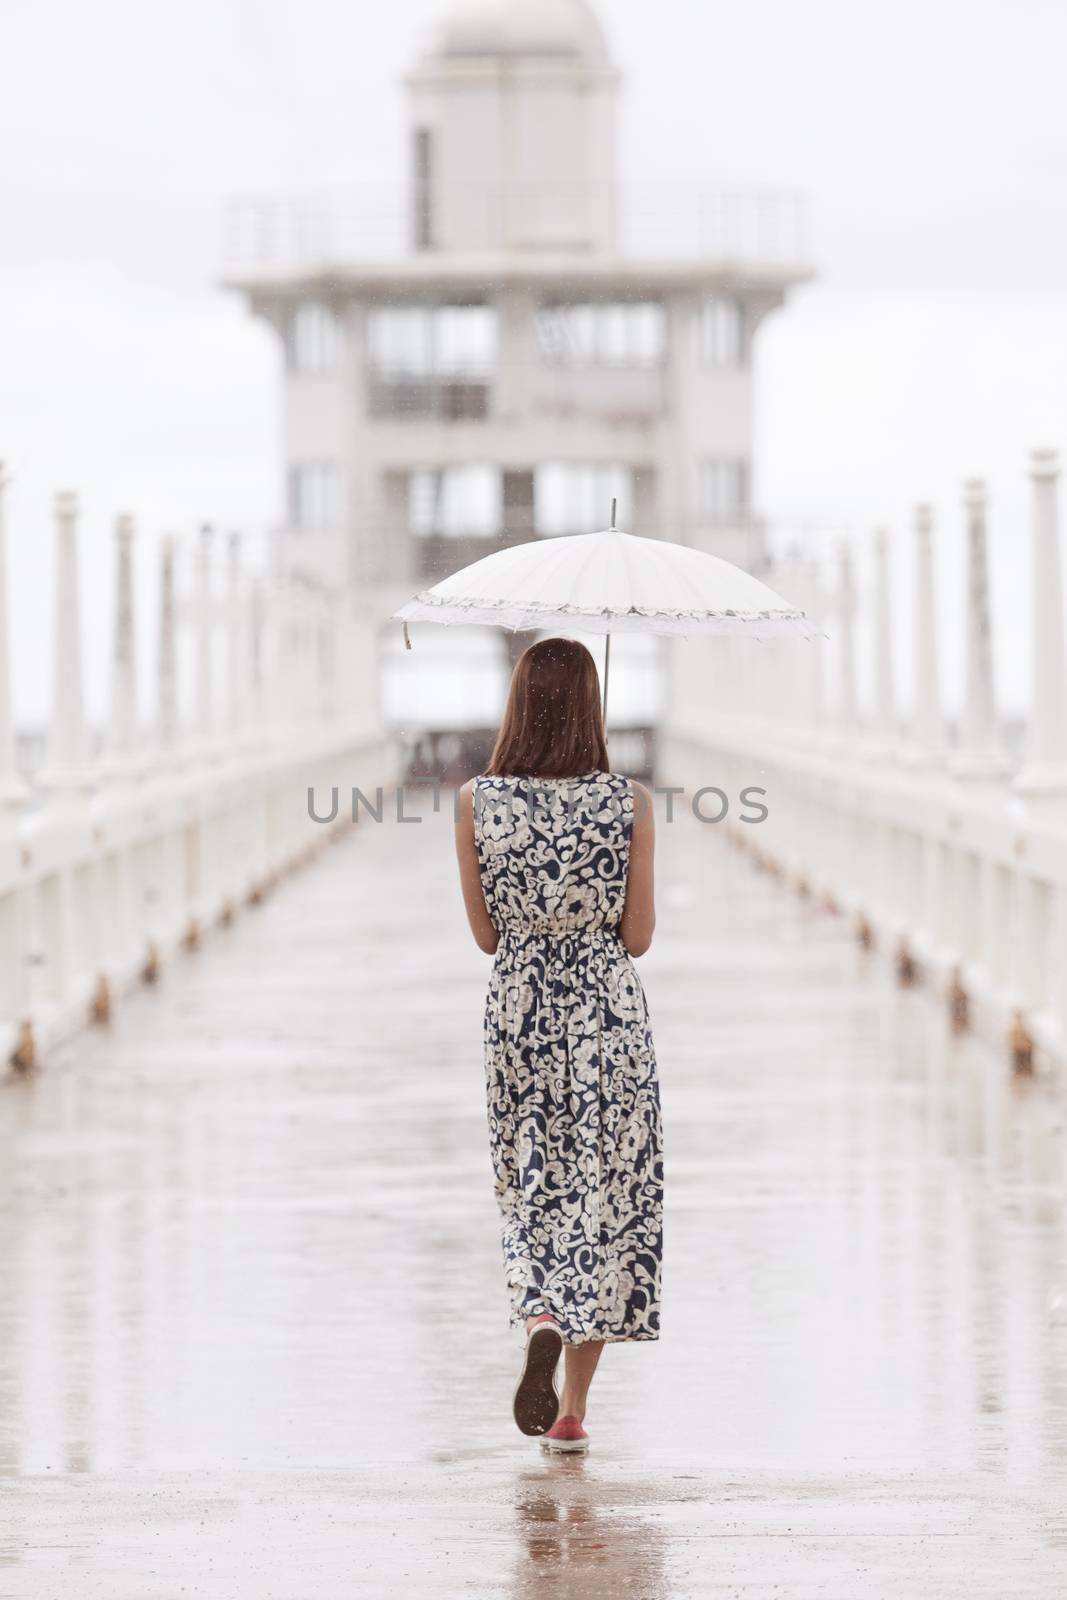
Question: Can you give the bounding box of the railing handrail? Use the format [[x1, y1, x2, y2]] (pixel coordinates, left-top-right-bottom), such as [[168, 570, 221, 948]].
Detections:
[[221, 180, 813, 272]]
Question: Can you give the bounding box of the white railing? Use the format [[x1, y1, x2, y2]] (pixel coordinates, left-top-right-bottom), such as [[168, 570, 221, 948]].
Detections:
[[0, 474, 397, 1072], [221, 182, 811, 272], [664, 456, 1067, 1075]]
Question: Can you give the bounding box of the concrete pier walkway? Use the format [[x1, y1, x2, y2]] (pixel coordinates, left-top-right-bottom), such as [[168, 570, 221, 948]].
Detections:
[[2, 804, 1066, 1597]]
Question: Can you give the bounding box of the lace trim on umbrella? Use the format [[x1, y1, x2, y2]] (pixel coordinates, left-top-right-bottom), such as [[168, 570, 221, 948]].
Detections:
[[395, 590, 823, 639]]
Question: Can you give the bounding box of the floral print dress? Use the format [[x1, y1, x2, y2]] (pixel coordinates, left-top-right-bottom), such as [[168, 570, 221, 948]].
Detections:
[[474, 770, 663, 1344]]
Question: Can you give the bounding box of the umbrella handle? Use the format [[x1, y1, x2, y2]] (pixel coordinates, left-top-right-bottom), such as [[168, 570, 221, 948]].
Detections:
[[602, 631, 611, 727], [603, 495, 615, 732]]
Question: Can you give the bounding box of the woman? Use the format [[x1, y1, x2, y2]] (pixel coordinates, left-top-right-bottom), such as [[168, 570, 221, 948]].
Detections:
[[455, 637, 663, 1455]]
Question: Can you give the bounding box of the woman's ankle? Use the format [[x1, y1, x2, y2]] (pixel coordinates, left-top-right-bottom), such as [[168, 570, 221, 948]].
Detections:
[[558, 1392, 586, 1423], [525, 1312, 558, 1335]]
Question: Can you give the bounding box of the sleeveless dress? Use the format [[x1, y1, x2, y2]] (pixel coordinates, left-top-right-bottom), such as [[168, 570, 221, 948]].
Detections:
[[473, 769, 663, 1344]]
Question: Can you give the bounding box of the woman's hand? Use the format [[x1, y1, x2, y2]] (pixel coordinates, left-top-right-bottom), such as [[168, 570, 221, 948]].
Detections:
[[455, 779, 500, 954], [620, 780, 655, 957]]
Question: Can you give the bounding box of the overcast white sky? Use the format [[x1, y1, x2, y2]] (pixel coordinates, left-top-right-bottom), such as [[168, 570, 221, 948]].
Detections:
[[3, 0, 1067, 721]]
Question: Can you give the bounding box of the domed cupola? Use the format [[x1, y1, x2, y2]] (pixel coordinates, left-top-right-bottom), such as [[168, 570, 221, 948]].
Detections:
[[408, 0, 618, 253], [424, 0, 609, 62]]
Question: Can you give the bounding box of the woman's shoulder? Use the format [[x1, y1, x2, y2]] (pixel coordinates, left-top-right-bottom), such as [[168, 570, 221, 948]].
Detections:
[[461, 772, 512, 811], [598, 772, 652, 826], [469, 772, 519, 808], [600, 769, 644, 796], [627, 778, 654, 823], [619, 774, 652, 799]]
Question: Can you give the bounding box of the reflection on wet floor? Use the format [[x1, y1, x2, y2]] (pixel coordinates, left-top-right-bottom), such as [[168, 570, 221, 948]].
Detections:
[[510, 1463, 654, 1597], [1, 811, 1065, 1595]]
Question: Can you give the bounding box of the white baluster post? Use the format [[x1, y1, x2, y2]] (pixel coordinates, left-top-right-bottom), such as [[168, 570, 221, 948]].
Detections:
[[774, 547, 803, 728], [40, 491, 92, 803], [0, 464, 29, 1045], [910, 503, 943, 765], [866, 528, 897, 926], [954, 480, 1008, 783], [195, 523, 214, 746], [837, 542, 858, 735], [37, 491, 93, 1015], [189, 523, 217, 940], [101, 512, 141, 983], [0, 464, 25, 815], [225, 532, 245, 739], [1013, 449, 1067, 1066], [904, 504, 946, 966], [157, 536, 178, 753], [321, 589, 338, 720], [248, 575, 265, 732], [1015, 450, 1067, 810], [803, 557, 825, 732], [831, 542, 861, 919], [146, 533, 181, 964], [108, 512, 139, 773], [871, 526, 896, 750]]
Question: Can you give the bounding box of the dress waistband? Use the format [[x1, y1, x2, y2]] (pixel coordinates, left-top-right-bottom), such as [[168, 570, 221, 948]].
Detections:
[[498, 925, 621, 947]]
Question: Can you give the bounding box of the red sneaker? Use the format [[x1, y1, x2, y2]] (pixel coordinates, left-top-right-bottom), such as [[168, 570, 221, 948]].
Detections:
[[513, 1316, 562, 1436], [541, 1414, 588, 1454]]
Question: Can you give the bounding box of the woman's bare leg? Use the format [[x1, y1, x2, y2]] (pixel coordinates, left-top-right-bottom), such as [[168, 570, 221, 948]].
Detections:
[[558, 1341, 604, 1423]]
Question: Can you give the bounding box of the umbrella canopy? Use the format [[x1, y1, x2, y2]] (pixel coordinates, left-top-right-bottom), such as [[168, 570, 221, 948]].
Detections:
[[394, 525, 818, 640]]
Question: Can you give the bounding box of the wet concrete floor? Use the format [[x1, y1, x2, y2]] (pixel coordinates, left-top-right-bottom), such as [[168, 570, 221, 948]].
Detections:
[[2, 803, 1067, 1596]]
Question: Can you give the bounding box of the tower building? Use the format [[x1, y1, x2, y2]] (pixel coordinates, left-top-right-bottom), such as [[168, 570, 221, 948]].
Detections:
[[226, 0, 812, 736]]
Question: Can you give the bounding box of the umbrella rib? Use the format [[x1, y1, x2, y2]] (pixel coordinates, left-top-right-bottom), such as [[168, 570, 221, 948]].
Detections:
[[499, 538, 579, 614], [471, 533, 609, 618]]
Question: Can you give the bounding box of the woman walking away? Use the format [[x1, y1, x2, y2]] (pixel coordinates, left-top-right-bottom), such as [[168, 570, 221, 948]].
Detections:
[[455, 637, 663, 1455]]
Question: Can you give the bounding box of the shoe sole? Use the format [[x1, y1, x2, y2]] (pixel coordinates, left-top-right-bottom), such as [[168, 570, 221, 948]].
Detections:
[[512, 1324, 563, 1436], [540, 1434, 589, 1454]]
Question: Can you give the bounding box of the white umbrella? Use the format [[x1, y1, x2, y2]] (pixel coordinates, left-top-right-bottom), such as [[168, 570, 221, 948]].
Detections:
[[394, 505, 819, 718]]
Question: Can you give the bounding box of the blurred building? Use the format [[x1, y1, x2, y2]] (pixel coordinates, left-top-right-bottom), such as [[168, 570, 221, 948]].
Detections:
[[226, 0, 813, 748]]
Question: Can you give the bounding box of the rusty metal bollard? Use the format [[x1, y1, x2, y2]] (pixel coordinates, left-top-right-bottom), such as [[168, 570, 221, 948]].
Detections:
[[90, 974, 112, 1025], [895, 939, 918, 988], [948, 968, 969, 1034], [1010, 1010, 1035, 1077], [10, 1019, 36, 1074], [142, 942, 161, 985]]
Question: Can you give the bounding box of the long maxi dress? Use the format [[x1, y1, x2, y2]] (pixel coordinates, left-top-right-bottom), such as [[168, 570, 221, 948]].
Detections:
[[473, 769, 663, 1344]]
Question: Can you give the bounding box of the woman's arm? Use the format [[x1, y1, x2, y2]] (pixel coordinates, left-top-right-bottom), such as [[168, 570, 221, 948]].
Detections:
[[455, 779, 500, 954], [620, 780, 656, 957]]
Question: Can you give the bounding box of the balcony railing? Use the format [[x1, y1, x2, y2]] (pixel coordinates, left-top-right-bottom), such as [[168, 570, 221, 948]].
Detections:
[[366, 376, 491, 422], [222, 182, 811, 273]]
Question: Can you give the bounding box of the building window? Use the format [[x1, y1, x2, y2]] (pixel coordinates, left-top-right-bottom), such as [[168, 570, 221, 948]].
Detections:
[[288, 463, 343, 533], [698, 458, 749, 522], [413, 127, 434, 251], [367, 305, 496, 379], [697, 297, 744, 367], [535, 465, 634, 537], [286, 302, 341, 375], [536, 303, 666, 368], [409, 465, 502, 539]]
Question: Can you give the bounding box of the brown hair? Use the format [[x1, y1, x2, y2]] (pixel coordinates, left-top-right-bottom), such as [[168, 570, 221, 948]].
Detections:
[[487, 637, 609, 778]]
